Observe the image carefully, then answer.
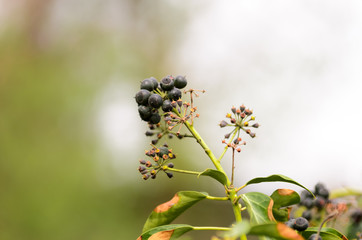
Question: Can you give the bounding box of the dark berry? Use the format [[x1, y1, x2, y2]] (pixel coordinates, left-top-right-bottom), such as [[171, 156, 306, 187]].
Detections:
[[302, 210, 312, 221], [148, 94, 163, 108], [284, 218, 296, 228], [149, 111, 161, 124], [351, 209, 362, 224], [138, 106, 152, 121], [157, 147, 169, 158], [167, 163, 174, 168], [160, 76, 174, 91], [168, 88, 182, 101], [149, 77, 159, 89], [166, 172, 173, 178], [141, 79, 154, 91], [301, 190, 313, 201], [308, 234, 322, 240], [313, 197, 326, 210], [135, 89, 151, 106], [301, 198, 314, 209], [139, 160, 146, 165], [151, 139, 158, 145], [174, 75, 187, 89], [162, 99, 173, 112], [314, 183, 326, 193], [317, 188, 329, 199], [145, 131, 154, 136], [294, 217, 309, 231], [138, 166, 146, 172]]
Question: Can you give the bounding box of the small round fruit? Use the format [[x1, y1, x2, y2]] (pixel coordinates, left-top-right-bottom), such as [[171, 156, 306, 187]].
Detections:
[[313, 197, 326, 210], [149, 112, 161, 124], [302, 210, 312, 221], [301, 198, 314, 209], [140, 79, 154, 91], [174, 75, 187, 89], [157, 147, 169, 158], [284, 218, 296, 228], [138, 106, 152, 121], [168, 88, 182, 101], [135, 89, 151, 105], [167, 163, 174, 168], [148, 94, 163, 108], [162, 99, 173, 112], [166, 172, 173, 178], [160, 76, 174, 91], [294, 217, 309, 231], [149, 77, 159, 89], [308, 234, 322, 240], [317, 188, 329, 199]]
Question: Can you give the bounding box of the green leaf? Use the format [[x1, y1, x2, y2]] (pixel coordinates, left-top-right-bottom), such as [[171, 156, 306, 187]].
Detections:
[[302, 227, 348, 240], [245, 174, 314, 197], [249, 222, 304, 240], [270, 189, 301, 222], [222, 221, 251, 238], [137, 224, 193, 240], [240, 192, 276, 224], [199, 168, 228, 185], [142, 191, 208, 233]]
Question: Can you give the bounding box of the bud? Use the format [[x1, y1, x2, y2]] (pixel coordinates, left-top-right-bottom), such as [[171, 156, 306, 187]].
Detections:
[[231, 106, 236, 114], [237, 148, 241, 152], [166, 172, 174, 178], [177, 99, 183, 107], [149, 124, 155, 130], [138, 166, 146, 172], [230, 118, 236, 124], [224, 133, 231, 139], [150, 170, 156, 176], [145, 161, 152, 167], [157, 133, 162, 139], [219, 120, 228, 128], [240, 112, 246, 118], [171, 101, 177, 108], [236, 109, 241, 115], [142, 174, 150, 180], [249, 132, 256, 138], [139, 160, 146, 165], [240, 105, 245, 112], [245, 109, 252, 116], [151, 139, 158, 145], [251, 116, 255, 121], [252, 123, 259, 128], [226, 113, 232, 118], [243, 121, 249, 126], [168, 163, 174, 168], [222, 140, 226, 143], [145, 131, 154, 136]]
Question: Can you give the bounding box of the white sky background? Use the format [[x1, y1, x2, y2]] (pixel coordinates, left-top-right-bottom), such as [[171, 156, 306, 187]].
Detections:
[[97, 1, 362, 191]]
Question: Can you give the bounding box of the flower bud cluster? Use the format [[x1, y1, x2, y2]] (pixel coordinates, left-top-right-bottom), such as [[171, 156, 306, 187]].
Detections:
[[138, 144, 176, 180]]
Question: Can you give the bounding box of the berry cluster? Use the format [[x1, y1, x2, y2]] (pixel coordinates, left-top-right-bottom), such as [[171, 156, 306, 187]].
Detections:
[[285, 216, 309, 232], [138, 144, 176, 180], [135, 76, 187, 124], [299, 183, 330, 221], [220, 105, 259, 142]]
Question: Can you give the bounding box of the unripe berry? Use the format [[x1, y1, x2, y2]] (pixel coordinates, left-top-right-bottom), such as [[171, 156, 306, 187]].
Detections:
[[160, 76, 174, 91], [135, 89, 151, 106], [162, 99, 173, 112], [140, 79, 154, 91], [168, 88, 182, 101], [174, 75, 187, 89], [294, 217, 309, 231], [138, 106, 152, 121], [148, 94, 163, 108]]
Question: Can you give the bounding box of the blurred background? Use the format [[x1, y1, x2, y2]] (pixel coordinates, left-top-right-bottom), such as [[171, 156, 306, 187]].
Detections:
[[0, 0, 361, 239]]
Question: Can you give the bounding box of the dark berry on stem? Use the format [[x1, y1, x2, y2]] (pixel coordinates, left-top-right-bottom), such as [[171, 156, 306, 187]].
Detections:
[[174, 75, 187, 89], [168, 163, 174, 168], [149, 77, 159, 89], [160, 76, 174, 91], [294, 217, 309, 231], [149, 112, 161, 124], [302, 198, 314, 209], [313, 197, 326, 210], [308, 234, 322, 240], [148, 94, 163, 108], [166, 172, 173, 178], [168, 88, 182, 101], [317, 188, 329, 199], [284, 218, 296, 228], [162, 99, 173, 112], [135, 89, 151, 105], [138, 106, 152, 121], [145, 131, 154, 136], [157, 147, 169, 158], [141, 79, 154, 91], [151, 139, 158, 145]]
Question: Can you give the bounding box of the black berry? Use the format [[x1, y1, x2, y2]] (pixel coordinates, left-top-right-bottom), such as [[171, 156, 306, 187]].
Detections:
[[317, 188, 329, 199], [141, 79, 154, 91], [313, 197, 326, 210], [174, 75, 187, 89], [294, 217, 309, 231], [302, 210, 312, 221], [166, 172, 173, 178], [149, 77, 159, 89], [162, 99, 173, 112], [157, 147, 169, 158], [168, 88, 182, 101], [301, 198, 314, 209], [149, 111, 161, 124], [148, 94, 163, 108], [284, 218, 296, 228], [135, 89, 151, 106], [138, 106, 152, 121], [160, 76, 174, 91], [167, 163, 174, 168], [308, 234, 322, 240]]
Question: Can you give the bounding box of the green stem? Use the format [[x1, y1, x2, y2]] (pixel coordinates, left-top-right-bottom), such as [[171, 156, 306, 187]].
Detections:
[[165, 167, 201, 175], [193, 226, 230, 231], [206, 196, 229, 201], [218, 127, 239, 161]]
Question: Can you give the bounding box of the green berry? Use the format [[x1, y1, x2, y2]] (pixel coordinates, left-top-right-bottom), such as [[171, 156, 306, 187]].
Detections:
[[135, 89, 151, 106], [174, 75, 187, 89], [162, 99, 173, 112], [160, 76, 174, 91], [141, 79, 154, 91], [168, 88, 182, 101], [294, 217, 309, 231], [138, 106, 152, 121], [148, 94, 163, 108]]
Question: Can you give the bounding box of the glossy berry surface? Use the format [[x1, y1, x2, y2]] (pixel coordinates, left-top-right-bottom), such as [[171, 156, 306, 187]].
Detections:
[[160, 76, 174, 91], [149, 112, 161, 124], [168, 88, 182, 101], [162, 99, 173, 112], [174, 75, 187, 89], [294, 217, 309, 231], [138, 106, 152, 121], [149, 77, 159, 89], [135, 89, 151, 106], [148, 94, 163, 108], [140, 79, 154, 91]]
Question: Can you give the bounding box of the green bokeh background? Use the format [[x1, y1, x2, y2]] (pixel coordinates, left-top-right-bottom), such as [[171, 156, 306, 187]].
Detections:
[[0, 1, 233, 239]]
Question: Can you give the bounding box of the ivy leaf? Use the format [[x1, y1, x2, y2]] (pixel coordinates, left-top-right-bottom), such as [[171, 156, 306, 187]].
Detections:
[[142, 191, 208, 233], [245, 174, 314, 197], [137, 224, 193, 240], [199, 168, 228, 185], [249, 222, 304, 240], [240, 192, 276, 225], [222, 221, 250, 238], [302, 227, 348, 240], [270, 189, 301, 222]]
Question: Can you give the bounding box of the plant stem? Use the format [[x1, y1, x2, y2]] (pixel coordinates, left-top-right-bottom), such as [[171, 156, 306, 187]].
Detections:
[[231, 148, 235, 186], [193, 226, 230, 231], [165, 167, 201, 175], [206, 196, 229, 201], [218, 127, 238, 161]]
